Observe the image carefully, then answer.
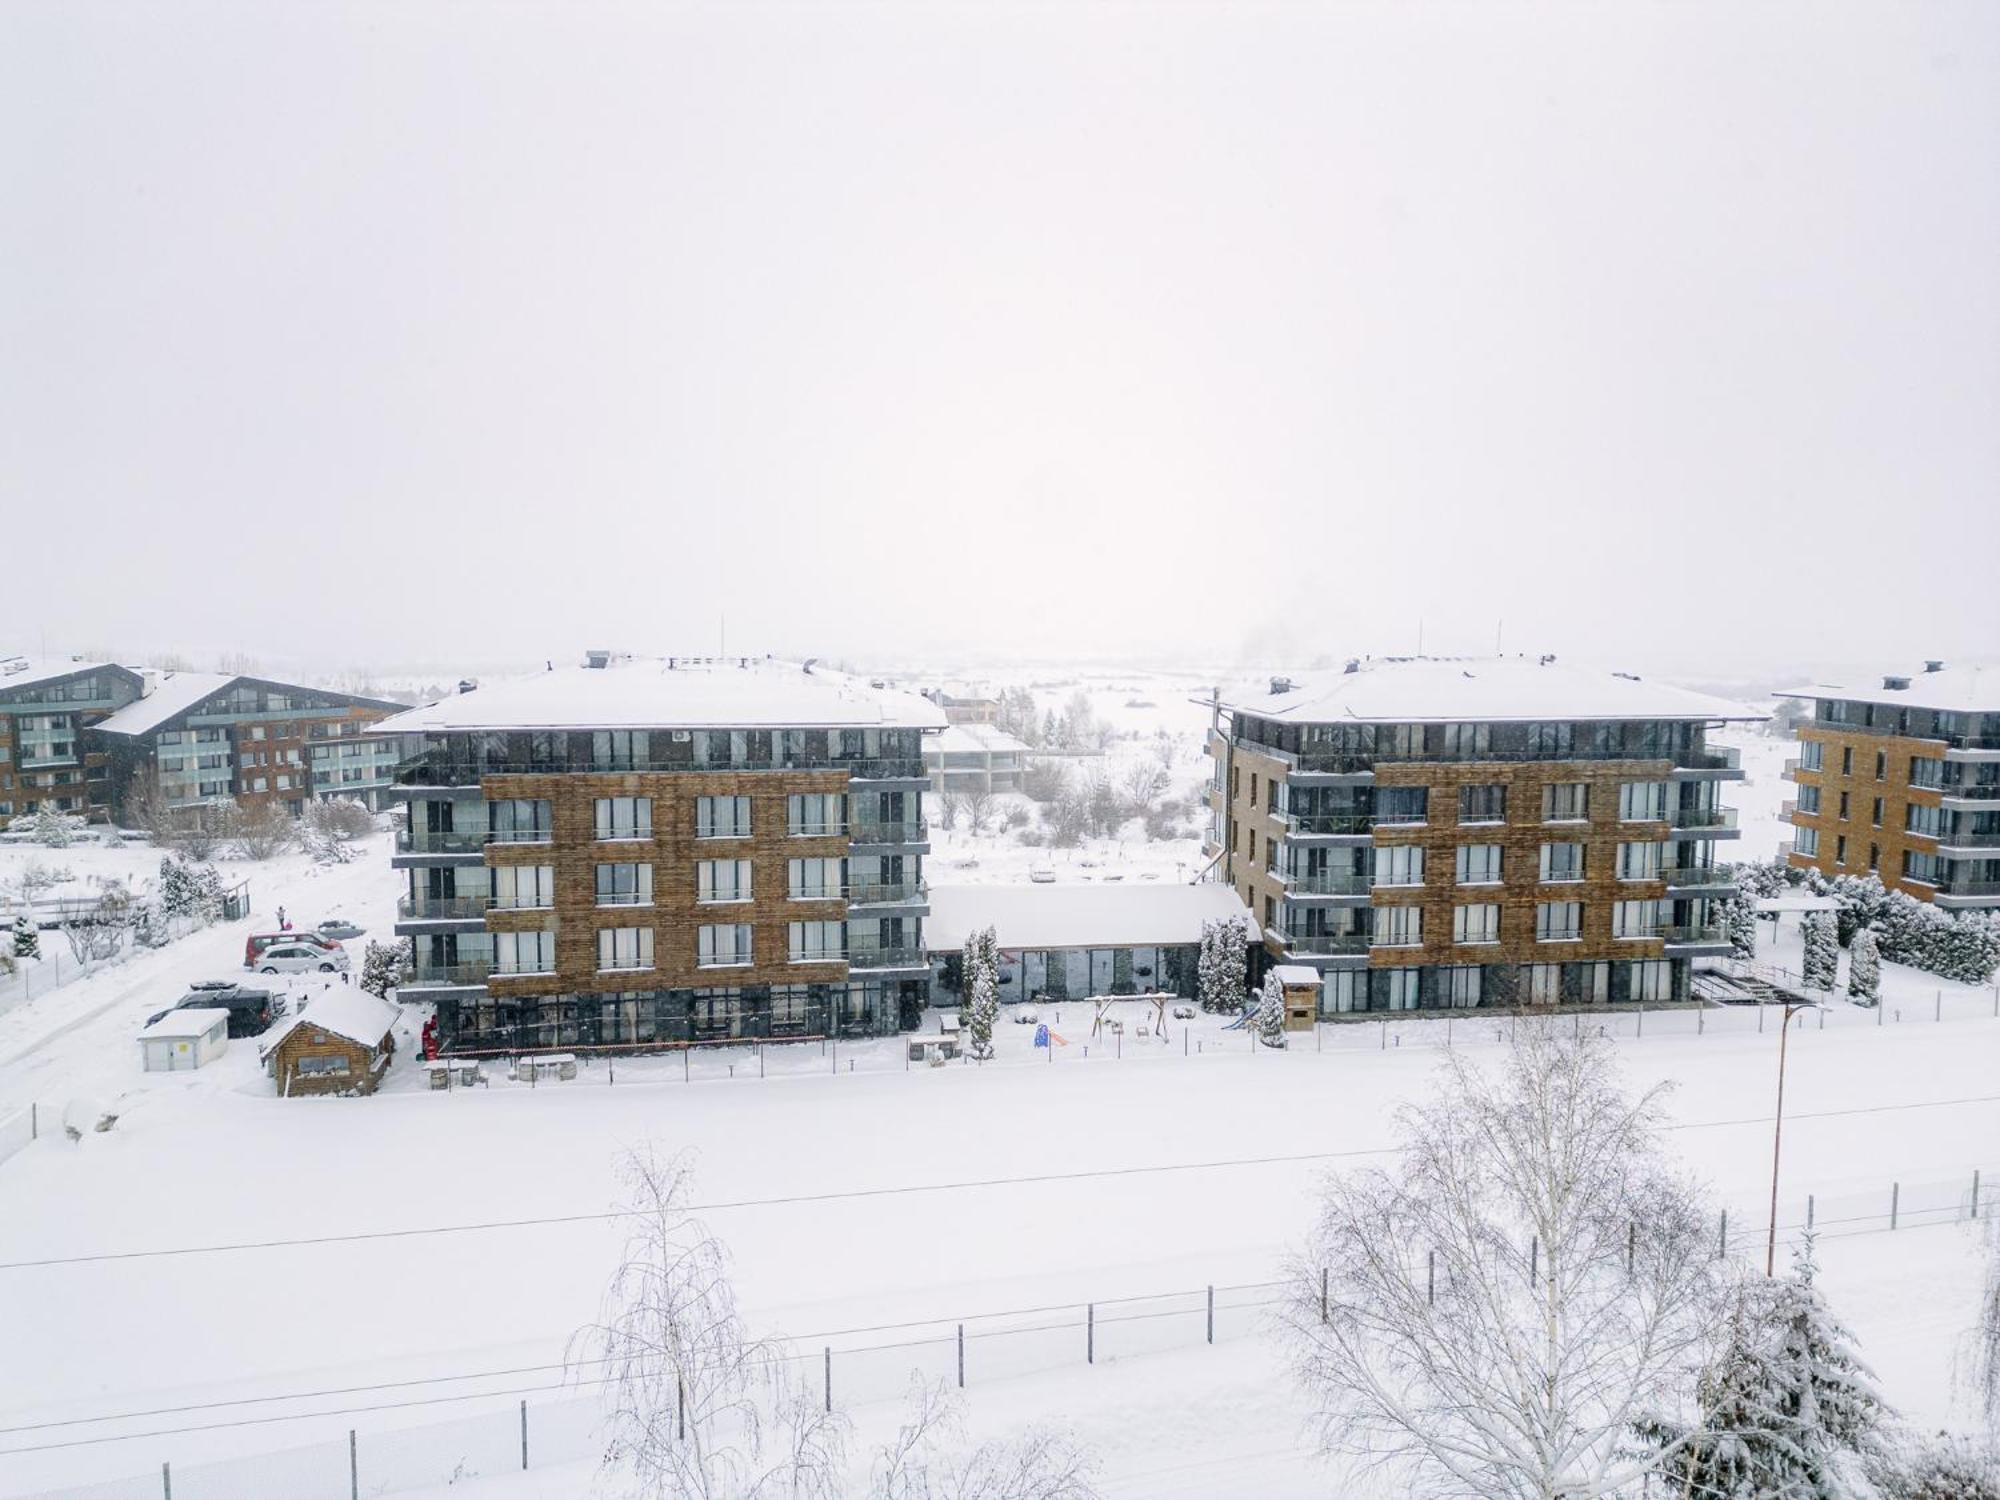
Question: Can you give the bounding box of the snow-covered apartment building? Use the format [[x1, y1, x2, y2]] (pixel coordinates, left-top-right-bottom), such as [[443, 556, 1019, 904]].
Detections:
[[0, 655, 404, 823], [1205, 657, 1762, 1013], [1778, 664, 2000, 911], [383, 656, 942, 1054]]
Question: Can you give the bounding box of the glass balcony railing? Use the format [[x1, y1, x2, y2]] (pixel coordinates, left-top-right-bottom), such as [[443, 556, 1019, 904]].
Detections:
[[847, 878, 926, 905], [1667, 806, 1738, 830], [397, 895, 494, 920], [1661, 865, 1733, 889], [1662, 924, 1728, 946], [1281, 871, 1375, 895], [1937, 830, 2000, 849], [848, 819, 929, 844], [396, 827, 500, 854], [1672, 746, 1742, 772], [1279, 934, 1371, 956], [406, 958, 494, 987], [847, 946, 928, 970], [1263, 741, 1731, 775], [398, 752, 930, 785], [1281, 814, 1377, 837]]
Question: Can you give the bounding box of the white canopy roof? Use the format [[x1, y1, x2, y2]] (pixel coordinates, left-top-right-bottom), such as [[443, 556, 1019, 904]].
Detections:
[[139, 1007, 230, 1040], [374, 657, 947, 735], [1221, 656, 1765, 725], [928, 882, 1258, 953]]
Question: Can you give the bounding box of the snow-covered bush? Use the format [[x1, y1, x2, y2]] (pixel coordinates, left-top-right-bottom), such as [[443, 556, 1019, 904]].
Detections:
[[1847, 927, 1881, 1005], [226, 800, 295, 861], [1830, 873, 1888, 947], [303, 797, 374, 842], [11, 915, 37, 960], [1869, 1432, 2000, 1500], [1255, 971, 1287, 1049], [25, 808, 83, 848], [14, 860, 68, 899], [1197, 916, 1248, 1014], [360, 938, 412, 999], [1801, 911, 1839, 991], [297, 820, 354, 865], [961, 926, 1000, 1059], [130, 901, 166, 950], [1872, 892, 2000, 986]]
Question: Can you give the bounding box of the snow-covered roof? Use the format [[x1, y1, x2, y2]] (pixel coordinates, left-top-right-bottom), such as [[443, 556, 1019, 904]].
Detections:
[[927, 882, 1258, 952], [93, 672, 235, 736], [139, 1007, 231, 1040], [373, 657, 948, 734], [1773, 665, 1998, 716], [1220, 657, 1766, 725], [0, 656, 128, 694], [1270, 965, 1322, 988], [930, 724, 1031, 755], [258, 990, 400, 1057]]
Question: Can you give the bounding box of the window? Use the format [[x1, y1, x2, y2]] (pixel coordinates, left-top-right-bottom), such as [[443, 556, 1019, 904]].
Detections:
[[1618, 781, 1668, 822], [295, 1055, 352, 1078], [1248, 830, 1257, 863], [1837, 790, 1850, 821], [1376, 845, 1424, 887], [598, 927, 655, 972], [494, 930, 557, 974], [1442, 723, 1490, 758], [1616, 841, 1664, 881], [1835, 834, 1847, 866], [1539, 842, 1585, 882], [1870, 796, 1883, 827], [1376, 907, 1423, 947], [1840, 746, 1853, 776], [1528, 963, 1563, 1003], [1458, 784, 1506, 824], [789, 920, 847, 962], [1537, 901, 1583, 941], [697, 924, 754, 968], [1249, 774, 1258, 809], [489, 798, 552, 841], [1541, 783, 1589, 822], [1909, 757, 1943, 789], [697, 859, 754, 904], [249, 726, 266, 741], [1797, 784, 1821, 814], [1874, 750, 1886, 781], [492, 864, 556, 909], [1867, 842, 1879, 871], [1799, 740, 1824, 771], [1903, 849, 1940, 884], [789, 857, 847, 899], [592, 730, 650, 770], [1613, 899, 1662, 939], [1904, 802, 1942, 837], [595, 796, 653, 841], [594, 863, 653, 906], [251, 777, 267, 792], [1527, 722, 1573, 758], [1374, 967, 1421, 1011], [786, 792, 849, 836], [1796, 826, 1820, 857], [1455, 845, 1503, 885], [1441, 965, 1482, 1007], [696, 795, 751, 839], [1453, 903, 1501, 944], [1375, 786, 1429, 825], [1628, 959, 1674, 1002]]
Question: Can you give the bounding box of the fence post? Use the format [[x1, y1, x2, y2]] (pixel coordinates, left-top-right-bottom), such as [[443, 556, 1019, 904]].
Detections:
[[1758, 1005, 1765, 1034], [350, 1429, 359, 1498], [677, 1372, 685, 1440], [162, 1462, 171, 1500], [28, 1103, 34, 1141], [1973, 1169, 1982, 1221], [1698, 1007, 1704, 1036], [1087, 1303, 1095, 1364], [1718, 1209, 1728, 1259], [1890, 1183, 1899, 1231], [520, 1399, 528, 1470], [824, 1346, 832, 1410], [1807, 1194, 1815, 1232], [1636, 1007, 1643, 1039], [1935, 991, 1942, 1023], [1206, 1285, 1214, 1344], [957, 1324, 965, 1387], [1320, 1266, 1328, 1324]]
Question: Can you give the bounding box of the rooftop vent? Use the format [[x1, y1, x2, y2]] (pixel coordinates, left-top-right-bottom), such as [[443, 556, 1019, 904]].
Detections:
[[1882, 675, 1910, 692], [1343, 659, 1360, 675], [802, 658, 818, 675], [1270, 676, 1295, 695], [0, 658, 28, 677], [1924, 660, 1946, 673], [1539, 654, 1557, 666], [585, 650, 611, 670], [457, 678, 479, 695]]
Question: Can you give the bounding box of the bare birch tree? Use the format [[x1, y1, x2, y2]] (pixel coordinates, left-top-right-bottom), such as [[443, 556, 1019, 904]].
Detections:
[[1283, 1022, 1725, 1499], [871, 1377, 1099, 1500], [573, 1148, 848, 1500]]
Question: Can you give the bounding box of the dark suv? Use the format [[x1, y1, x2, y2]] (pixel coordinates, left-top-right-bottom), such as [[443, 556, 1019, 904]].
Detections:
[[145, 982, 281, 1039]]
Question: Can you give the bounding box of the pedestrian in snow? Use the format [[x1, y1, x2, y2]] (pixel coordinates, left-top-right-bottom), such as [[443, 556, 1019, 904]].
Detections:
[[276, 905, 289, 931]]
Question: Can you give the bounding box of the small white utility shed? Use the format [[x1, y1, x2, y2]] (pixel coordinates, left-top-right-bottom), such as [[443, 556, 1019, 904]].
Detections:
[[139, 1008, 230, 1073]]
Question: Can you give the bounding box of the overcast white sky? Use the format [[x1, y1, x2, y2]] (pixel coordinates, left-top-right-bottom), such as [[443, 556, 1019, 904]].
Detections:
[[2, 2, 1995, 682]]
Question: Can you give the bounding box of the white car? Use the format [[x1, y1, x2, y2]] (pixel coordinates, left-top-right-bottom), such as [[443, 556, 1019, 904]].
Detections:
[[257, 942, 351, 975]]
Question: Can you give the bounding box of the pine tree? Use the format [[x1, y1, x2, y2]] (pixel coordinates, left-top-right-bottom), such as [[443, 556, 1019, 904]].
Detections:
[[1646, 1238, 1888, 1498], [1196, 919, 1224, 1012], [1215, 915, 1248, 1013], [360, 938, 411, 999], [1801, 911, 1839, 991], [11, 915, 37, 960], [1720, 888, 1760, 960], [157, 856, 197, 919], [1846, 927, 1881, 1006], [962, 925, 999, 1058], [1255, 971, 1287, 1049], [1829, 873, 1887, 947], [130, 901, 166, 949]]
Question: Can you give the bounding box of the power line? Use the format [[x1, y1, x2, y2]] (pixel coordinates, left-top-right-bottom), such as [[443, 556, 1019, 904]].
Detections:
[[2, 1093, 1993, 1273]]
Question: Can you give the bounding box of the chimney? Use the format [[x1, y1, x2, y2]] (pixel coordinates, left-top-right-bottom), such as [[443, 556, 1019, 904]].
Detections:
[[1343, 659, 1360, 675], [457, 678, 479, 695], [1269, 676, 1295, 695], [585, 650, 611, 670], [1882, 675, 1910, 692], [1924, 660, 1945, 673]]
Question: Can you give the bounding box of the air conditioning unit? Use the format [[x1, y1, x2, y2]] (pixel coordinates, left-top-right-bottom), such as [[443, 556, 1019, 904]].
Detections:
[[672, 731, 692, 743]]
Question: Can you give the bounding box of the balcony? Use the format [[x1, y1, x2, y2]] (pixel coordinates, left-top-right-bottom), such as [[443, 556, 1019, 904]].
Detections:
[[1661, 865, 1734, 893], [396, 827, 499, 856], [1939, 786, 2000, 810], [404, 958, 494, 991], [1780, 799, 1797, 819], [394, 752, 930, 786], [1946, 737, 2000, 763], [1933, 882, 2000, 910], [843, 757, 928, 782], [1277, 933, 1371, 959], [396, 895, 494, 922], [1280, 870, 1376, 897], [1662, 924, 1731, 954], [1666, 807, 1739, 839], [1671, 746, 1744, 778], [848, 819, 930, 848], [1936, 831, 2000, 854], [847, 946, 930, 973], [847, 878, 927, 907], [1280, 814, 1376, 841]]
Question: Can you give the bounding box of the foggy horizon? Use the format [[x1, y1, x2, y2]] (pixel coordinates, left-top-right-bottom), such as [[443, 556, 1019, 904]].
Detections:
[[5, 2, 1996, 679]]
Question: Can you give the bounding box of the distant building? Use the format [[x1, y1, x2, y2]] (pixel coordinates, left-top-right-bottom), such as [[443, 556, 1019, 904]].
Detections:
[[93, 673, 406, 819], [926, 882, 1256, 1001], [383, 655, 945, 1054], [1207, 657, 1762, 1015], [1776, 664, 1999, 911], [929, 692, 1000, 726], [0, 657, 145, 823], [925, 723, 1030, 794]]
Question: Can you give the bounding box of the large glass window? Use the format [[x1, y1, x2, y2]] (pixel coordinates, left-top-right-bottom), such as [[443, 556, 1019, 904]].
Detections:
[[595, 863, 654, 906], [1376, 907, 1423, 947], [1799, 740, 1824, 771], [1536, 901, 1583, 941], [595, 796, 653, 841], [1618, 782, 1669, 822], [1372, 967, 1420, 1011], [1795, 826, 1820, 857], [1376, 845, 1424, 887], [1441, 965, 1482, 1007], [1628, 959, 1674, 1002], [1616, 841, 1664, 880], [494, 930, 556, 974], [1455, 845, 1503, 885], [488, 798, 552, 841], [491, 865, 555, 909], [697, 924, 754, 968], [1905, 803, 1943, 838], [788, 857, 847, 899], [1453, 903, 1501, 944], [697, 859, 754, 903], [1375, 786, 1429, 825], [598, 927, 655, 971], [1796, 784, 1821, 814], [1458, 784, 1506, 824], [697, 795, 752, 839], [1527, 963, 1563, 1003], [789, 921, 847, 962], [1539, 842, 1585, 881], [1541, 783, 1589, 822], [787, 793, 849, 836], [591, 730, 650, 770], [1613, 900, 1662, 939]]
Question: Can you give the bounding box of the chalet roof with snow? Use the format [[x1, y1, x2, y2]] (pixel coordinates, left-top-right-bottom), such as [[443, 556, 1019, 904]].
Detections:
[[930, 724, 1031, 755], [258, 990, 401, 1059], [373, 656, 948, 735], [1773, 664, 1998, 716], [927, 883, 1258, 953], [1219, 657, 1765, 726], [93, 673, 406, 738], [0, 656, 142, 700]]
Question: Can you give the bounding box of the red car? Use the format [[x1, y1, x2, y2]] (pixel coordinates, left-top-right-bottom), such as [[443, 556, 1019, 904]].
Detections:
[[244, 931, 342, 968]]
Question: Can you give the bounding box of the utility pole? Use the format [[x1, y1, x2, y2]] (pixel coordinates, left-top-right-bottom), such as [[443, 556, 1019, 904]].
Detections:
[[1765, 999, 1811, 1276]]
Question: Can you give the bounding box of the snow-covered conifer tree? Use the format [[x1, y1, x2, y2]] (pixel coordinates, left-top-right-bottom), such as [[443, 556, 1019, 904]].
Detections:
[[1215, 915, 1248, 1014], [1255, 971, 1287, 1049], [1801, 911, 1838, 991], [11, 915, 36, 960], [1846, 927, 1881, 1006]]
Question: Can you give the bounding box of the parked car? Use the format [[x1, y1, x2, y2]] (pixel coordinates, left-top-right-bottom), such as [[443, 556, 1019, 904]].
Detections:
[[313, 919, 366, 941], [145, 982, 281, 1039], [255, 943, 351, 975], [244, 931, 342, 967]]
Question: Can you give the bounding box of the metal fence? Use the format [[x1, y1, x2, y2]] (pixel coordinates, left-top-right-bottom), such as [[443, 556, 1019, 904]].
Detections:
[[11, 1160, 1992, 1500], [0, 911, 217, 1014]]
